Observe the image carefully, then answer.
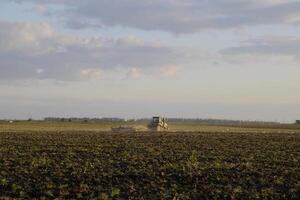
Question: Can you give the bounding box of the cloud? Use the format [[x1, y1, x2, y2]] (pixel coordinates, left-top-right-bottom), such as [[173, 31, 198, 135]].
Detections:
[[11, 0, 300, 33], [126, 68, 142, 79], [0, 21, 187, 81], [33, 4, 49, 15], [80, 68, 101, 80], [221, 36, 300, 58], [160, 65, 182, 78], [219, 36, 300, 66]]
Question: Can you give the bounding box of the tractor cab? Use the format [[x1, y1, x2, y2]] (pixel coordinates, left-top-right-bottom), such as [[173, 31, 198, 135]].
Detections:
[[153, 116, 162, 124]]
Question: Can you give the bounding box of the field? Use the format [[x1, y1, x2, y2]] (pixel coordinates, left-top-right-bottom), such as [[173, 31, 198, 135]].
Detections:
[[0, 121, 300, 199]]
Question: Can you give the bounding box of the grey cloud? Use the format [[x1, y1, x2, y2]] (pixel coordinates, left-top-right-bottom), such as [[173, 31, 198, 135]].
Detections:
[[10, 0, 300, 33], [0, 21, 185, 80], [221, 37, 300, 58]]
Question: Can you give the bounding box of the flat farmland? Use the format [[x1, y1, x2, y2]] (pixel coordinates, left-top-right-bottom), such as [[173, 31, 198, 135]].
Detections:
[[0, 122, 300, 199], [1, 121, 300, 133]]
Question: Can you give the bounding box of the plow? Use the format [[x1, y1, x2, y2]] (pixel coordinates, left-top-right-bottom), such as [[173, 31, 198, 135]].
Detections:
[[112, 116, 168, 133]]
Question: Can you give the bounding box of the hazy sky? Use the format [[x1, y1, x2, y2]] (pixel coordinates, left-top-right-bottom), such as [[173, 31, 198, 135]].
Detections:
[[0, 0, 300, 122]]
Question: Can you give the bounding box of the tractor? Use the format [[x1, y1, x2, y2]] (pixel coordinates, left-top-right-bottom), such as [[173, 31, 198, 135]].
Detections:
[[148, 116, 168, 131]]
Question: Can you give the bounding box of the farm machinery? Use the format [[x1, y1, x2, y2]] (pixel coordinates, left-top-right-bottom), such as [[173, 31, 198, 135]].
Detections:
[[111, 116, 169, 132], [111, 126, 138, 133], [147, 116, 168, 131]]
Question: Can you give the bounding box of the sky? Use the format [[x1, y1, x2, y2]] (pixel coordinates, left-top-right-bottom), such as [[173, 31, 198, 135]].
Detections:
[[0, 0, 300, 122]]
